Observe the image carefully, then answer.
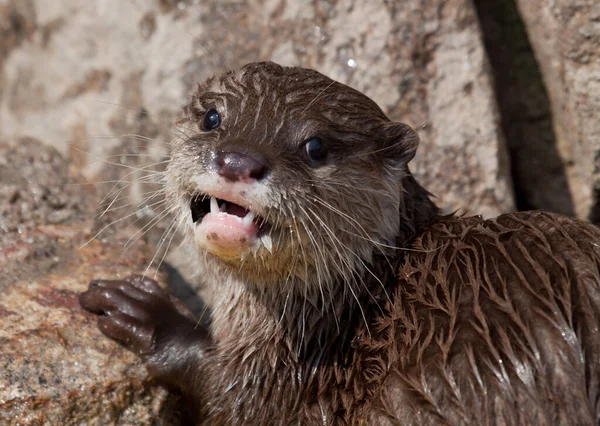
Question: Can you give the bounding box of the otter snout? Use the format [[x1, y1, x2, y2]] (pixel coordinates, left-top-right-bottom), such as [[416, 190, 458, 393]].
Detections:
[[216, 150, 269, 182]]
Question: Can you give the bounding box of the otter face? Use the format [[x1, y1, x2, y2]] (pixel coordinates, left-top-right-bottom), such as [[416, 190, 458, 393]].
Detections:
[[166, 62, 419, 287]]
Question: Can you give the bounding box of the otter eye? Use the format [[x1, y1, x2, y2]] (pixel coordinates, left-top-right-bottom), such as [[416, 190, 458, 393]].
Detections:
[[303, 137, 328, 167], [202, 109, 221, 131]]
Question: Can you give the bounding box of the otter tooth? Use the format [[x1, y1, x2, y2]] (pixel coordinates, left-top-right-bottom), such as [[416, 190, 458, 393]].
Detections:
[[261, 234, 273, 253], [220, 203, 227, 212], [243, 211, 255, 227], [210, 196, 219, 214]]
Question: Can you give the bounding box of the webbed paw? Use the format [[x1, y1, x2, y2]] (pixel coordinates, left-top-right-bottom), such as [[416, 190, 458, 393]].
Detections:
[[79, 275, 205, 358]]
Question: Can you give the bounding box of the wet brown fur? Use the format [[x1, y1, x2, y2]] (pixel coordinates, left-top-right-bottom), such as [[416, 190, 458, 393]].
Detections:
[[183, 211, 600, 425], [81, 62, 600, 425]]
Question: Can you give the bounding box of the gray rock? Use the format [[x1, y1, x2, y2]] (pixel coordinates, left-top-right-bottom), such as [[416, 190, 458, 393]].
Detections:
[[516, 0, 600, 222], [0, 0, 514, 218], [0, 140, 183, 425], [0, 223, 183, 425], [474, 0, 575, 216]]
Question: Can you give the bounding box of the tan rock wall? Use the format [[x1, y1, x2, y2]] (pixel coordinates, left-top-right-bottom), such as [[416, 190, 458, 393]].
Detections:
[[0, 0, 514, 218], [517, 0, 600, 221]]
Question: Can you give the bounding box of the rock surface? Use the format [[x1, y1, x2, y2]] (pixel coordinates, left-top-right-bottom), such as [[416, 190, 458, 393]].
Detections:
[[474, 0, 575, 216], [0, 140, 183, 425], [516, 0, 600, 221], [0, 0, 514, 218]]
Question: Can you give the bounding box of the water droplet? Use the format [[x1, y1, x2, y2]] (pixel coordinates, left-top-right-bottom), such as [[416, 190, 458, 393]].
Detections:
[[338, 46, 358, 75], [177, 1, 186, 10]]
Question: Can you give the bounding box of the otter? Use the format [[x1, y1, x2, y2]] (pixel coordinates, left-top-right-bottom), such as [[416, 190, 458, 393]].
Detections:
[[80, 62, 600, 425]]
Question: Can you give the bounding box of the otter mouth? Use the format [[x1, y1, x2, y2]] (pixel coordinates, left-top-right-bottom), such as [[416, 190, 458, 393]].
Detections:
[[189, 193, 272, 257], [190, 194, 261, 227]]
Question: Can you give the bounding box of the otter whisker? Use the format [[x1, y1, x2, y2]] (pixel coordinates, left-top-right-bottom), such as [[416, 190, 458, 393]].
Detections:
[[64, 173, 165, 187], [291, 215, 310, 354], [308, 196, 396, 276], [88, 157, 170, 173], [302, 205, 385, 323], [99, 175, 165, 217], [345, 133, 419, 159], [99, 191, 166, 223], [307, 180, 392, 197], [103, 153, 172, 160], [297, 205, 368, 335], [89, 134, 173, 148], [302, 80, 336, 113], [93, 100, 193, 142], [339, 228, 444, 254], [97, 187, 166, 217], [143, 210, 180, 277], [80, 204, 164, 249], [294, 211, 335, 320], [68, 142, 168, 207], [297, 205, 350, 285], [99, 186, 128, 218], [99, 168, 165, 208], [123, 201, 173, 249], [311, 195, 390, 251], [154, 215, 185, 278], [68, 143, 169, 173]]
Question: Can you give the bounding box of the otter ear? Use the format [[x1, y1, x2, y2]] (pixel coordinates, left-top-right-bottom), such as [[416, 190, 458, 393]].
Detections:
[[378, 122, 419, 168]]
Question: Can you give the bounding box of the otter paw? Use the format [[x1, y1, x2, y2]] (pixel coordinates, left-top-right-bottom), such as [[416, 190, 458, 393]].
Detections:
[[79, 275, 194, 356]]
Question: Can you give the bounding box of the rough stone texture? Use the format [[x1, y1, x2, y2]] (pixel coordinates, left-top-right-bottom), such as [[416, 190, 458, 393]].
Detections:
[[0, 138, 91, 234], [0, 0, 514, 218], [474, 0, 575, 216], [0, 140, 184, 425], [516, 0, 600, 222]]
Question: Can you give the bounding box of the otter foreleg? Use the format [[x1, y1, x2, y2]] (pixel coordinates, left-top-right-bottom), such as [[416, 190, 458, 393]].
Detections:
[[79, 275, 211, 392]]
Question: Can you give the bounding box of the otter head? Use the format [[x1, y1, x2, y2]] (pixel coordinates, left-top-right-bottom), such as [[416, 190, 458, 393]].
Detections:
[[167, 61, 419, 290]]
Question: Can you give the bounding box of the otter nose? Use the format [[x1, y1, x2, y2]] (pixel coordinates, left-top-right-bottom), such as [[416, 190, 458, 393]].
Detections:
[[215, 151, 268, 182]]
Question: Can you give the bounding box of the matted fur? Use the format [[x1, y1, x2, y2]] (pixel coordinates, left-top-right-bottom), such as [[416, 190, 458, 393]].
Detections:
[[81, 62, 600, 425]]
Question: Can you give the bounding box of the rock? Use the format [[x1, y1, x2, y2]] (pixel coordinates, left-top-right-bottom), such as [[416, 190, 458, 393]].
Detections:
[[0, 138, 92, 234], [0, 140, 184, 424], [474, 0, 575, 216], [0, 0, 514, 218], [0, 223, 184, 425], [516, 0, 600, 222]]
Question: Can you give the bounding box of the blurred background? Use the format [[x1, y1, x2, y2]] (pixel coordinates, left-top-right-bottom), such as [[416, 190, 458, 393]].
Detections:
[[2, 0, 598, 232], [1, 0, 599, 422]]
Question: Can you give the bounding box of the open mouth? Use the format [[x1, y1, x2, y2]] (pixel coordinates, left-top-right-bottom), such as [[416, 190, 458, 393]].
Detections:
[[190, 194, 264, 230], [189, 193, 272, 256]]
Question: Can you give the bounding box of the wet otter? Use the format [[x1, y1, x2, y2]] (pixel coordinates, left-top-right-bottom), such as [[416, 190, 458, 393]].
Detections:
[[80, 62, 600, 425]]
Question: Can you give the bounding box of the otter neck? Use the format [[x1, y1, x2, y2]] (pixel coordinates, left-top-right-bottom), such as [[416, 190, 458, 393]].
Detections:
[[396, 170, 441, 246], [209, 271, 390, 360], [208, 171, 440, 358]]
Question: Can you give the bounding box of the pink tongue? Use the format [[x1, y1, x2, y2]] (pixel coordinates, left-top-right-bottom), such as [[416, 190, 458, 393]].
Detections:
[[196, 212, 259, 256]]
